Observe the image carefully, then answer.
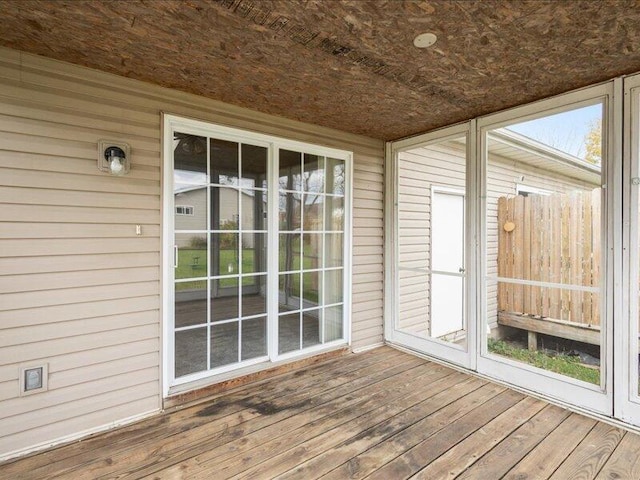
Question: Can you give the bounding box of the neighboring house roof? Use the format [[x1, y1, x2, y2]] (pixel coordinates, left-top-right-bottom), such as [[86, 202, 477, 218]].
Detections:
[[489, 128, 601, 186], [174, 185, 206, 195], [174, 184, 265, 200]]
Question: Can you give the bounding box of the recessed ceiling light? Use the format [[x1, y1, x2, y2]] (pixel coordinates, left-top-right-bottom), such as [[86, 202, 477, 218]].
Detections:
[[413, 32, 437, 48]]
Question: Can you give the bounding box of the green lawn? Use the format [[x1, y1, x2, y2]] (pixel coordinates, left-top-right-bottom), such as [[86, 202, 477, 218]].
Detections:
[[177, 248, 320, 276], [176, 248, 258, 288], [176, 248, 321, 297], [279, 251, 316, 271], [176, 248, 207, 280], [488, 338, 600, 385]]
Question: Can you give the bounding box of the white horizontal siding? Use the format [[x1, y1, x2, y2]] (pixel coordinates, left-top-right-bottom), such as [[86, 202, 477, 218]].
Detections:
[[397, 140, 466, 335], [0, 267, 159, 294], [0, 46, 384, 459]]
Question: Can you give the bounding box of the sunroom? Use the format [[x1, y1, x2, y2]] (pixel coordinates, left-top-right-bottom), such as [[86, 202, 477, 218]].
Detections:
[[3, 1, 640, 478]]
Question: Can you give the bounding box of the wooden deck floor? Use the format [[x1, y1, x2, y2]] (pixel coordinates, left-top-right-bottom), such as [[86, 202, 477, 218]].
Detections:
[[2, 346, 640, 479]]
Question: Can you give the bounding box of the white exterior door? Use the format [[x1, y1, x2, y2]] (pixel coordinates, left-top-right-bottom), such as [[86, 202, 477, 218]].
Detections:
[[430, 189, 465, 338]]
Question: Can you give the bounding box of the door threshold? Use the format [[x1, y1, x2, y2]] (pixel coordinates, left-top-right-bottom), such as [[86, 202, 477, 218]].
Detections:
[[164, 346, 350, 410]]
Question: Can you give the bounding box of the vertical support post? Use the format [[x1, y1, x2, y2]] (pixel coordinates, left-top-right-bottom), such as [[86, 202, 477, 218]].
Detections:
[[528, 331, 538, 351]]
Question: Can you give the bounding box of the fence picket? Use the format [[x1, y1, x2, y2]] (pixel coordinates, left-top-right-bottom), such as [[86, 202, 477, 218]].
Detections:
[[541, 194, 551, 317], [550, 194, 562, 319], [498, 196, 508, 312], [592, 188, 601, 326], [583, 192, 593, 325], [530, 194, 540, 314], [514, 195, 525, 313], [523, 194, 532, 314], [570, 192, 582, 322]]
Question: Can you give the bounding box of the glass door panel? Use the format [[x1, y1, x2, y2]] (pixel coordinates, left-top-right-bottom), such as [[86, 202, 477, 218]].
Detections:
[[478, 83, 613, 415], [396, 137, 467, 345], [277, 149, 347, 356], [172, 131, 269, 381], [485, 103, 603, 383], [388, 123, 474, 369]]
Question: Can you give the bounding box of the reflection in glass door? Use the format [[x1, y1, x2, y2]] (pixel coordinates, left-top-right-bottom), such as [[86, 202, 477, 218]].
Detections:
[[278, 149, 346, 356], [478, 83, 614, 414], [172, 133, 269, 379]]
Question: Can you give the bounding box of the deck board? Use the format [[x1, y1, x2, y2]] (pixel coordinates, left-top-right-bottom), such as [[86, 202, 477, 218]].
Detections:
[[137, 360, 445, 479], [412, 397, 545, 480], [1, 346, 639, 479], [186, 364, 459, 479], [452, 405, 570, 480], [549, 422, 626, 480], [502, 413, 598, 479], [594, 432, 640, 479], [321, 382, 507, 480], [260, 376, 484, 480]]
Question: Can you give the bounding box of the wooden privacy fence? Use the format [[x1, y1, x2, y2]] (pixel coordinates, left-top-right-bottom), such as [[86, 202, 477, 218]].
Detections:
[[497, 189, 601, 327]]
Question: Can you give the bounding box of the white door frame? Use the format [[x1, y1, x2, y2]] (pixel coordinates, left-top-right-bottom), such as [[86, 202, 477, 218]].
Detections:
[[618, 73, 640, 423], [385, 121, 477, 370], [476, 81, 619, 415]]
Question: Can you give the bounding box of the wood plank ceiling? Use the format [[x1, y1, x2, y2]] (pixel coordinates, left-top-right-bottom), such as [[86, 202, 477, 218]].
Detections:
[[1, 0, 640, 140]]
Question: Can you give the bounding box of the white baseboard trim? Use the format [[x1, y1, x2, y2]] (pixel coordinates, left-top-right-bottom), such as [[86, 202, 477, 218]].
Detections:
[[0, 409, 160, 463]]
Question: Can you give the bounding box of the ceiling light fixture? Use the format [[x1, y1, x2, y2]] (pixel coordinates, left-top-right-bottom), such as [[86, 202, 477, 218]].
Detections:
[[413, 32, 437, 49]]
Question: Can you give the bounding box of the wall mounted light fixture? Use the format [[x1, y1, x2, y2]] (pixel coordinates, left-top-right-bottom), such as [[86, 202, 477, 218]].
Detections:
[[98, 140, 131, 176]]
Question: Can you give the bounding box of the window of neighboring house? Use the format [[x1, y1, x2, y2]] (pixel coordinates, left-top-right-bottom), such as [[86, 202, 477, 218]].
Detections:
[[516, 184, 552, 197], [176, 206, 194, 215]]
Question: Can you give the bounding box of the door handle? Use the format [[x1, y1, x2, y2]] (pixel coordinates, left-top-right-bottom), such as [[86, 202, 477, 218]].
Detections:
[[174, 245, 178, 268], [459, 267, 465, 273]]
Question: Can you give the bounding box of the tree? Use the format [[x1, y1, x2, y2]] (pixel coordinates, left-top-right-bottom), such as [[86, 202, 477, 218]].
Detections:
[[584, 120, 601, 165]]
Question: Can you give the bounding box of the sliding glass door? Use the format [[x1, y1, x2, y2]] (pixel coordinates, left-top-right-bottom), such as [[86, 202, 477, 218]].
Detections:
[[163, 116, 351, 392], [171, 132, 271, 379]]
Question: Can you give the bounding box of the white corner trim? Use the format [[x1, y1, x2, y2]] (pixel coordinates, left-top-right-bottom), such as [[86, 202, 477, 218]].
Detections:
[[352, 342, 385, 353]]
